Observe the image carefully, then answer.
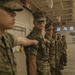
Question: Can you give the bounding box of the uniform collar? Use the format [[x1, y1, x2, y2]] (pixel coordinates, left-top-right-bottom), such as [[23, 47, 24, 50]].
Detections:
[[33, 27, 42, 35], [45, 34, 52, 39]]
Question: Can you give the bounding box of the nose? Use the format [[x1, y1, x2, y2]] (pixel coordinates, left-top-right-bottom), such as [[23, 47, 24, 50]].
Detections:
[[10, 12, 16, 17]]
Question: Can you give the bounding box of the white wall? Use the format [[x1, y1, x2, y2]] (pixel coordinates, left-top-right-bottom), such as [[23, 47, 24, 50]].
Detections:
[[15, 9, 34, 36]]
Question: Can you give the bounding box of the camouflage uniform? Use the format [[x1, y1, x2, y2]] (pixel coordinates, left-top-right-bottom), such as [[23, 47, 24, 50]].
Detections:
[[45, 35, 55, 70], [52, 29, 62, 75], [57, 34, 64, 69], [61, 35, 67, 66], [27, 27, 50, 75], [25, 12, 50, 75], [51, 39, 60, 75], [0, 32, 17, 75], [44, 22, 55, 74], [45, 23, 61, 75], [0, 1, 23, 75]]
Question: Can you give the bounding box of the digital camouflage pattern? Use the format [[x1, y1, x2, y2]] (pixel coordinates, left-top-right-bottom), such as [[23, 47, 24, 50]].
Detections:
[[61, 36, 67, 65], [0, 32, 17, 75], [33, 12, 46, 21], [45, 34, 61, 75], [54, 39, 62, 75], [51, 28, 62, 75], [27, 27, 50, 75], [0, 0, 23, 11], [61, 38, 67, 54], [57, 35, 65, 69], [45, 34, 55, 68]]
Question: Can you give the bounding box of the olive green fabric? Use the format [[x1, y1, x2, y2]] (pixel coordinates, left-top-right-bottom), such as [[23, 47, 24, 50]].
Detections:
[[45, 22, 53, 30], [45, 34, 62, 75], [0, 0, 23, 11], [27, 27, 50, 75], [33, 12, 46, 21], [0, 32, 17, 75]]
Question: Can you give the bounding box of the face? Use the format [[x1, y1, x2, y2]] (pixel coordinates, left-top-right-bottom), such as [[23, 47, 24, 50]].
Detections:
[[34, 21, 46, 30], [46, 29, 53, 36], [62, 36, 66, 39], [58, 35, 61, 39], [0, 9, 15, 30], [53, 32, 57, 38]]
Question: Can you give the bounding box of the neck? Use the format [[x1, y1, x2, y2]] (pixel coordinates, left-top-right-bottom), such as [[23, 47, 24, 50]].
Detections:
[[34, 27, 43, 33], [0, 29, 5, 38], [39, 30, 42, 33], [53, 36, 57, 40], [47, 34, 52, 37]]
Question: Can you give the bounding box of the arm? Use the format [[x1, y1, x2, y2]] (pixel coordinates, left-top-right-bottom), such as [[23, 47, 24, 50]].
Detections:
[[29, 55, 37, 75], [44, 38, 50, 44], [17, 37, 38, 46], [5, 33, 38, 47]]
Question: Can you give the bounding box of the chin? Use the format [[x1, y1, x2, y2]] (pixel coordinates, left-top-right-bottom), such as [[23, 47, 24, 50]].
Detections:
[[7, 25, 15, 29]]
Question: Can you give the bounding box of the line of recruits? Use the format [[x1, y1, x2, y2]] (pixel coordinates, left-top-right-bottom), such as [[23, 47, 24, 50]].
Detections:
[[0, 0, 67, 75], [24, 11, 67, 75]]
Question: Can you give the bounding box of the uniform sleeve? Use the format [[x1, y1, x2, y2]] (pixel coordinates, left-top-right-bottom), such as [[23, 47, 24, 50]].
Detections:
[[27, 33, 38, 56], [6, 33, 17, 47], [28, 46, 37, 56]]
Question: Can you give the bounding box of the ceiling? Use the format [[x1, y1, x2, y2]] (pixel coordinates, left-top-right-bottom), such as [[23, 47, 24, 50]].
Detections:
[[30, 0, 75, 26]]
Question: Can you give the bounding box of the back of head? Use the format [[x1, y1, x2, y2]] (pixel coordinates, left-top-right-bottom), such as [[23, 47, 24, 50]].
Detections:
[[62, 35, 66, 40], [53, 28, 57, 33]]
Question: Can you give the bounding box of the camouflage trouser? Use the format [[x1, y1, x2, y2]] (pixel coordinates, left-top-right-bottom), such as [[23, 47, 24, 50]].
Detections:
[[37, 61, 50, 75], [50, 67, 55, 75], [50, 59, 62, 75], [50, 67, 62, 75]]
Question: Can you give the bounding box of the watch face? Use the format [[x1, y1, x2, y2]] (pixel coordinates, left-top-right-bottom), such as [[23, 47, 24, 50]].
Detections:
[[46, 0, 53, 8]]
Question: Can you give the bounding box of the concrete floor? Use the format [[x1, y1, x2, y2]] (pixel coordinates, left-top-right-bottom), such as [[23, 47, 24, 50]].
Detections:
[[62, 44, 75, 75], [14, 43, 75, 75]]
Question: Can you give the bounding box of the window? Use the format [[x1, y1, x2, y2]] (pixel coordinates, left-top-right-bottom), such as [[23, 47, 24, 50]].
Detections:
[[57, 27, 61, 31], [70, 26, 74, 30], [63, 27, 67, 31]]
